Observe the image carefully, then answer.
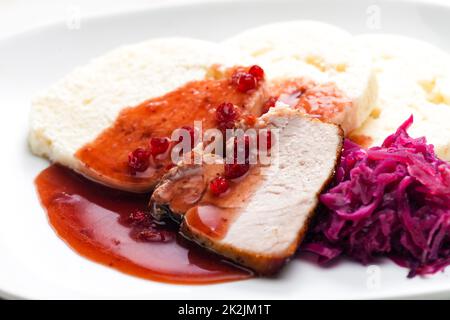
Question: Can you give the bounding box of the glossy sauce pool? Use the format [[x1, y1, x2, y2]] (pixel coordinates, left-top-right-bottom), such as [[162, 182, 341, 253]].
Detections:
[[35, 165, 252, 284]]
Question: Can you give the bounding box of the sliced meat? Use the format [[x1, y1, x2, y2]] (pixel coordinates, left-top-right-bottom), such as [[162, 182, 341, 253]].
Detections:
[[150, 154, 224, 222], [150, 107, 343, 274]]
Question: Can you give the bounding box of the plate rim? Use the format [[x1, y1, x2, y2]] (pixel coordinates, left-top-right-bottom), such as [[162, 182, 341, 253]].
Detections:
[[2, 0, 450, 300]]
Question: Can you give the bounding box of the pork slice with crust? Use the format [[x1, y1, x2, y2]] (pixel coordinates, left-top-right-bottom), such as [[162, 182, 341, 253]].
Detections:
[[150, 107, 343, 274]]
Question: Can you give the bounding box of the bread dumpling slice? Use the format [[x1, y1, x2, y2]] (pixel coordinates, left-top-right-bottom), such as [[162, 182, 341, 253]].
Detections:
[[223, 20, 378, 134], [350, 34, 450, 160], [29, 38, 266, 192]]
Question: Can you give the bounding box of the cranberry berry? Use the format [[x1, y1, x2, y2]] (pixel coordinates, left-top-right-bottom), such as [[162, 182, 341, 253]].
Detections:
[[224, 163, 250, 179], [150, 137, 170, 156], [128, 147, 150, 174], [235, 72, 257, 93], [209, 176, 230, 196], [216, 102, 240, 123], [216, 102, 240, 131], [248, 65, 265, 81], [232, 65, 265, 93]]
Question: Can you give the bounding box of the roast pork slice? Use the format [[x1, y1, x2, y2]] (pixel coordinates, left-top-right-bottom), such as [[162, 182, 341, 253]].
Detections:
[[150, 107, 343, 274], [150, 153, 225, 222]]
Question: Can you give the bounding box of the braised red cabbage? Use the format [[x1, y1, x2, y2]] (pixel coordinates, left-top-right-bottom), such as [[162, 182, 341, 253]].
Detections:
[[303, 116, 450, 277]]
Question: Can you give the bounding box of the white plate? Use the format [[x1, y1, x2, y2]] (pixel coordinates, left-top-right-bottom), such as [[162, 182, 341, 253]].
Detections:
[[1, 0, 450, 299]]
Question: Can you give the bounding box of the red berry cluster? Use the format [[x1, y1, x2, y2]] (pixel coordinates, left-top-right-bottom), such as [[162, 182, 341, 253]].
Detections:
[[208, 130, 273, 197], [215, 102, 240, 131], [127, 136, 170, 175], [127, 124, 200, 175], [231, 65, 265, 93], [209, 176, 230, 196], [128, 148, 151, 174], [124, 210, 173, 242]]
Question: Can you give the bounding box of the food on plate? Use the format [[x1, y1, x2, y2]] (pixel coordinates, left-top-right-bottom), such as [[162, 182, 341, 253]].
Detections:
[[151, 107, 343, 274], [29, 38, 264, 192], [223, 21, 378, 134], [350, 34, 450, 160], [304, 116, 450, 277], [150, 152, 224, 222], [74, 65, 267, 192], [30, 20, 450, 283]]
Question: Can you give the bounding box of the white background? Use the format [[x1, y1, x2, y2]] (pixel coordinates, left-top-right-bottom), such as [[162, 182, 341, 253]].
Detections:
[[0, 0, 179, 39], [0, 0, 449, 40]]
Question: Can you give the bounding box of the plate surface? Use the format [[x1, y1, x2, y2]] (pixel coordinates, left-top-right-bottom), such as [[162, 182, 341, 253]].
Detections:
[[1, 0, 450, 299]]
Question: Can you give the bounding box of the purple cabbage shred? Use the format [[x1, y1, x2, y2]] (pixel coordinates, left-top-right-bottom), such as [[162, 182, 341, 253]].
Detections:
[[303, 115, 450, 277]]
